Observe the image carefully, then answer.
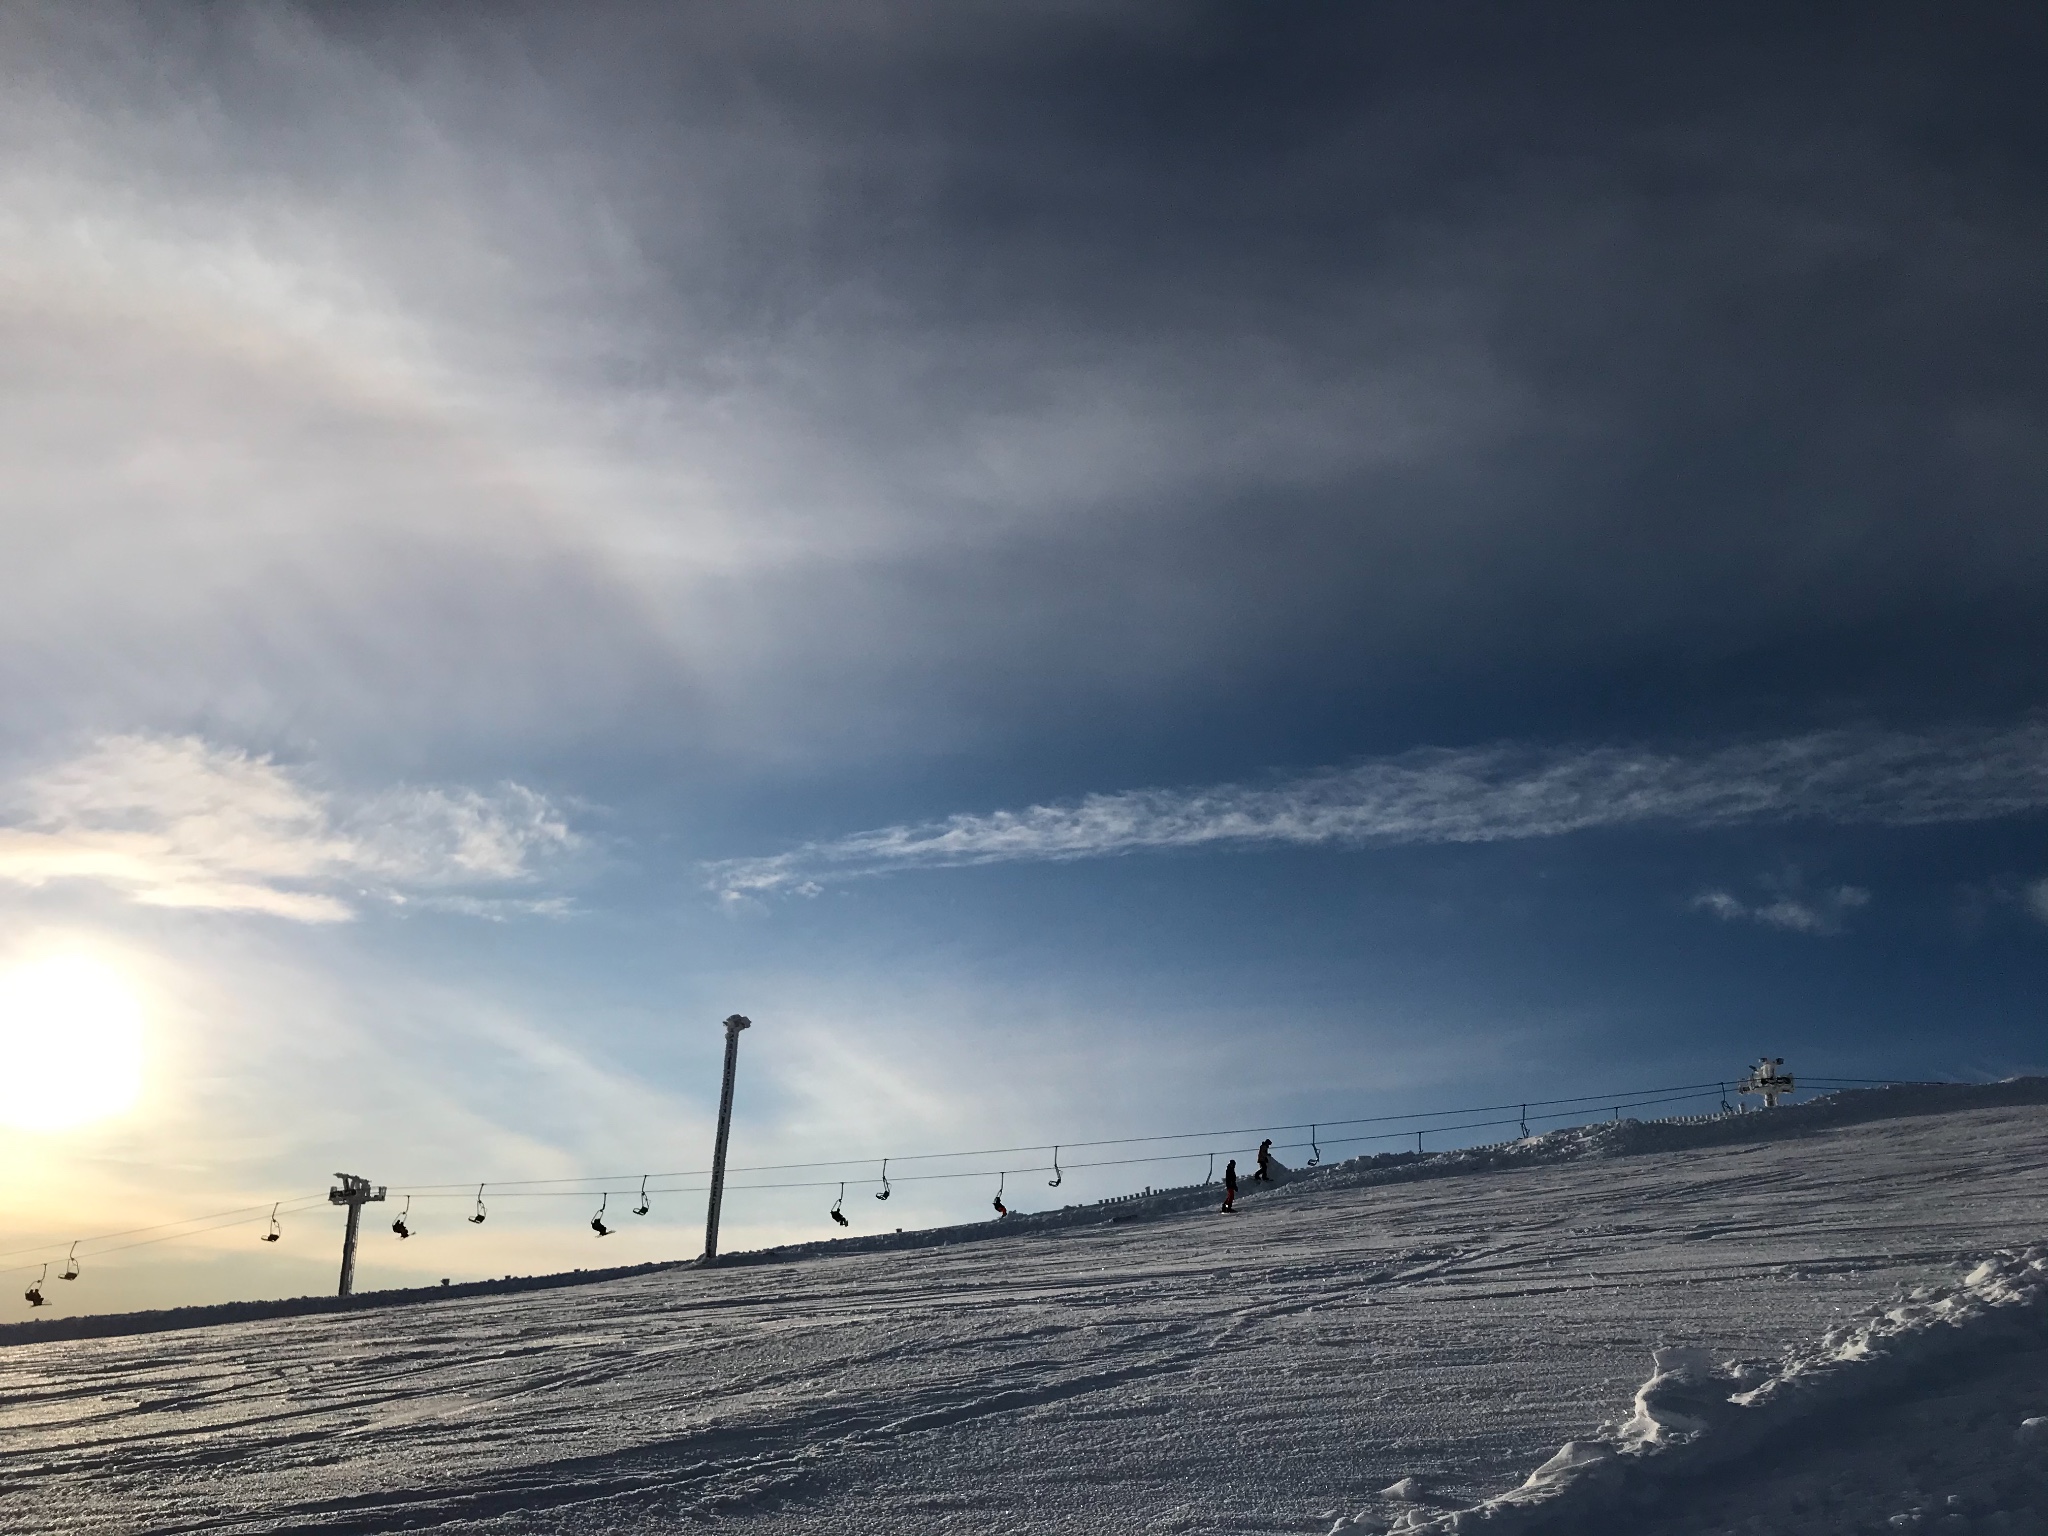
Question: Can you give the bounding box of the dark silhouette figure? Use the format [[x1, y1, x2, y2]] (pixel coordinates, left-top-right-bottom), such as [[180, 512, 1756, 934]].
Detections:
[[1221, 1158, 1238, 1212], [1255, 1139, 1274, 1182]]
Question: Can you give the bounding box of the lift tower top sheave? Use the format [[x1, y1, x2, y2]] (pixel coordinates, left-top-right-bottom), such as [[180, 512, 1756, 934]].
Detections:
[[329, 1173, 387, 1297], [1737, 1057, 1796, 1109], [702, 1014, 750, 1263]]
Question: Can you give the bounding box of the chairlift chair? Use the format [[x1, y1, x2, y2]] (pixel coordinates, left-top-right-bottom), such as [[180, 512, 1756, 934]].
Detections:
[[591, 1192, 611, 1237], [263, 1203, 282, 1243], [392, 1195, 413, 1240], [469, 1184, 488, 1225], [24, 1264, 47, 1307], [830, 1182, 849, 1227], [60, 1242, 79, 1281], [875, 1159, 891, 1200], [992, 1171, 1007, 1218], [633, 1175, 651, 1217], [1048, 1146, 1062, 1188], [1307, 1125, 1321, 1167]]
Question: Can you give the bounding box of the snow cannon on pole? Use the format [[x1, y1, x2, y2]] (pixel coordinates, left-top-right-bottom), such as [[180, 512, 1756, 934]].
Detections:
[[328, 1173, 387, 1297], [1736, 1057, 1794, 1109], [702, 1014, 751, 1263]]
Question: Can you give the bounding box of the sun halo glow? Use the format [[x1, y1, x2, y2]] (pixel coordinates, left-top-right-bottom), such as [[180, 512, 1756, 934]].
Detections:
[[0, 954, 148, 1131]]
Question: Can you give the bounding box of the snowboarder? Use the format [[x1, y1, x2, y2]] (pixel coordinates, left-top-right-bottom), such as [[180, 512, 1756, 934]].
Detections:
[[1255, 1138, 1274, 1182], [1221, 1158, 1238, 1212]]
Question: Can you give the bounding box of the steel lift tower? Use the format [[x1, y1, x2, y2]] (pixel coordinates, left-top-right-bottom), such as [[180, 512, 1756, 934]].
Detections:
[[329, 1172, 387, 1297]]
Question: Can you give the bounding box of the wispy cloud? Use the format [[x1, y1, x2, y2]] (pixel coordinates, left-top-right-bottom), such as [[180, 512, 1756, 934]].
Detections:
[[1692, 884, 1870, 935], [2027, 880, 2048, 927], [0, 735, 575, 922], [709, 722, 2048, 900]]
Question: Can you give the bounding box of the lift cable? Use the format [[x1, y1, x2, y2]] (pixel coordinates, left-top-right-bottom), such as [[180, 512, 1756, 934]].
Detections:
[[382, 1083, 1780, 1201], [0, 1194, 331, 1276], [382, 1079, 1754, 1194], [0, 1074, 1940, 1275]]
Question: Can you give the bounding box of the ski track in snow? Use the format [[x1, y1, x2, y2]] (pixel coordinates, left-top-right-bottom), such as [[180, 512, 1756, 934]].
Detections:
[[2, 1087, 2046, 1535]]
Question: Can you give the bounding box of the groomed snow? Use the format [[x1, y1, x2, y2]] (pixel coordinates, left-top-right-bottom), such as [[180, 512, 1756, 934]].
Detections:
[[3, 1082, 2045, 1534]]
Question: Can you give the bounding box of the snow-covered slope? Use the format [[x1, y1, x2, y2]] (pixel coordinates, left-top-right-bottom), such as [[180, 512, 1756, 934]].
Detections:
[[4, 1084, 2046, 1535]]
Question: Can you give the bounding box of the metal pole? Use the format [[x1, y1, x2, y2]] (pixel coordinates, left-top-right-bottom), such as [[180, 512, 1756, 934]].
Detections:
[[328, 1172, 386, 1298], [702, 1014, 751, 1262], [339, 1200, 363, 1296]]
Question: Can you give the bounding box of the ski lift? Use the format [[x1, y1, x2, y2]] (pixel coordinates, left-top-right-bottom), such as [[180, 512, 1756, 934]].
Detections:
[[1048, 1146, 1063, 1188], [1719, 1082, 1733, 1115], [633, 1175, 651, 1217], [1737, 1057, 1795, 1109], [25, 1264, 48, 1307], [830, 1182, 849, 1227], [469, 1184, 487, 1225], [1307, 1125, 1321, 1167], [875, 1159, 891, 1201], [591, 1193, 612, 1237], [992, 1171, 1008, 1218], [1205, 1151, 1215, 1184], [60, 1242, 79, 1281], [392, 1195, 413, 1240], [1520, 1104, 1530, 1138], [263, 1203, 282, 1243]]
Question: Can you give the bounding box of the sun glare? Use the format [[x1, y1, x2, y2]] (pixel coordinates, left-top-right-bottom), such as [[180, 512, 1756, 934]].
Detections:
[[0, 954, 148, 1131]]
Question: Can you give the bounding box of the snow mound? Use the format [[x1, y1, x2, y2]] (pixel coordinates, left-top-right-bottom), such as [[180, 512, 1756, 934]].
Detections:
[[1381, 1247, 2048, 1534]]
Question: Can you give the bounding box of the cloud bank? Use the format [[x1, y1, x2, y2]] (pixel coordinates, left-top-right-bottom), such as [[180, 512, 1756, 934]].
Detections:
[[710, 723, 2048, 900], [0, 736, 574, 921]]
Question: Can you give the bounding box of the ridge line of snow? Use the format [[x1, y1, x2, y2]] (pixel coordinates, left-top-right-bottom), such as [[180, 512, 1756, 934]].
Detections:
[[723, 1078, 2048, 1267]]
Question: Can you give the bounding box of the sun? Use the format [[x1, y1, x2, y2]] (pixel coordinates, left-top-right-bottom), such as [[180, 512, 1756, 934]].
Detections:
[[0, 954, 148, 1131]]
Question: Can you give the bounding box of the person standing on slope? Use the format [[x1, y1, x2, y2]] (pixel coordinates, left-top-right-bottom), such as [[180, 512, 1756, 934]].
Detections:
[[1255, 1138, 1274, 1183], [1221, 1158, 1238, 1212]]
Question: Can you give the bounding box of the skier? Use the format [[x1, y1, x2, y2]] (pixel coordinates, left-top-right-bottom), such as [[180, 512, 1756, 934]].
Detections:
[[1255, 1138, 1274, 1182], [1220, 1158, 1238, 1212]]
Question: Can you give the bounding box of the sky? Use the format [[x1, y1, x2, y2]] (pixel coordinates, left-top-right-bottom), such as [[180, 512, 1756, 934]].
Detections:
[[2, 1, 2046, 1312]]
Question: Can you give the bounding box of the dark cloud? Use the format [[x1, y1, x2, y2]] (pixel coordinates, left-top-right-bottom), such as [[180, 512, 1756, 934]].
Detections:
[[1, 2, 2043, 789]]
